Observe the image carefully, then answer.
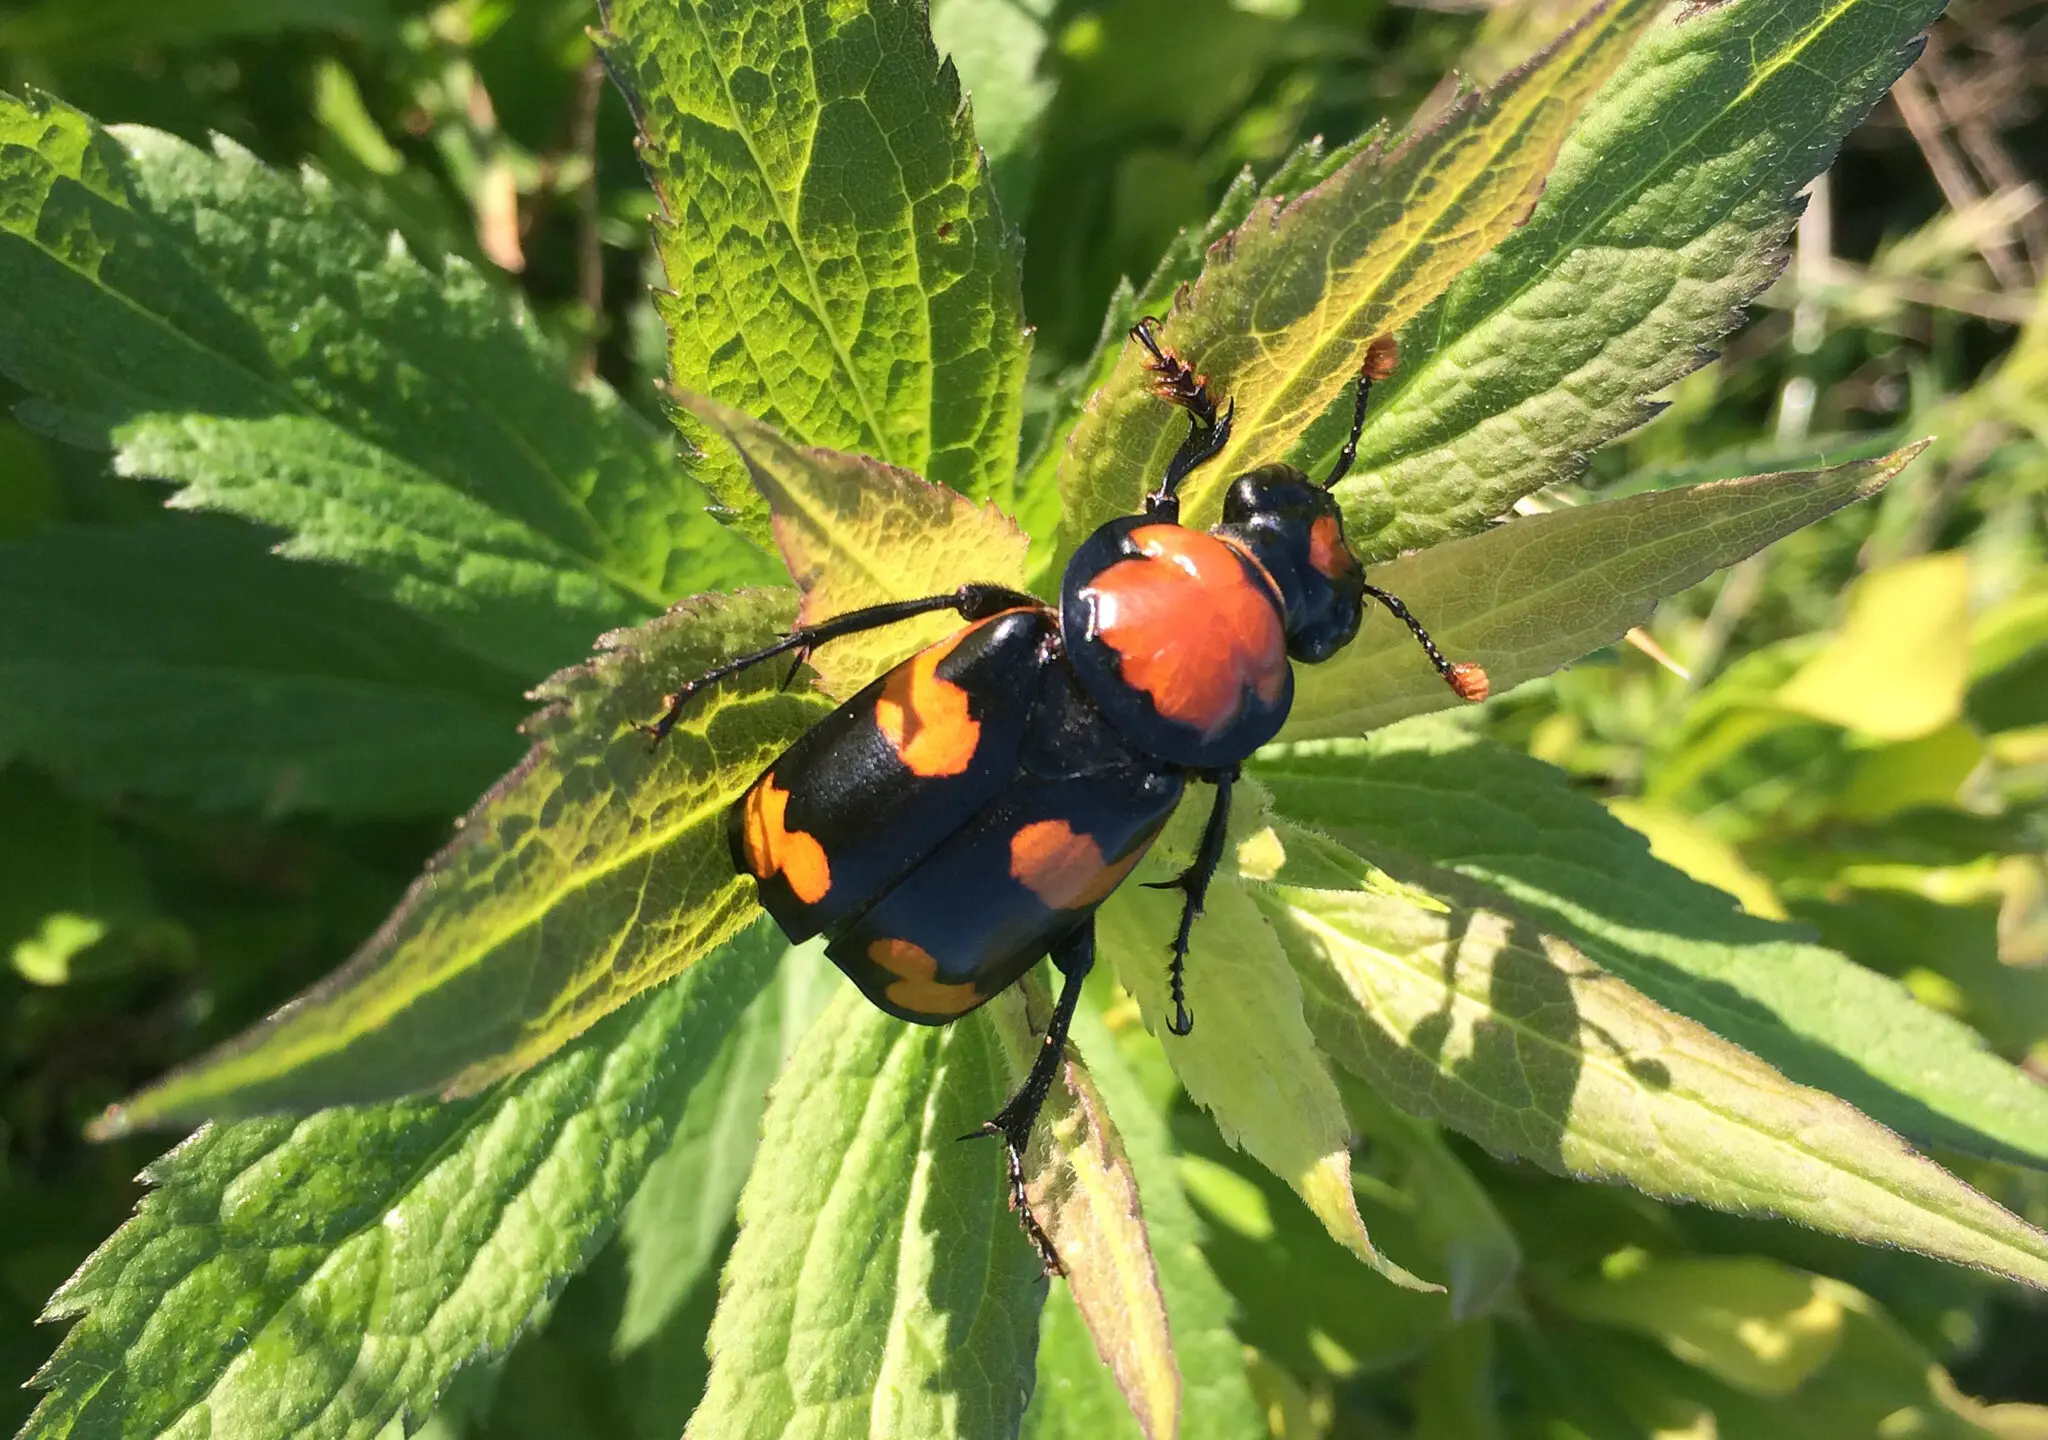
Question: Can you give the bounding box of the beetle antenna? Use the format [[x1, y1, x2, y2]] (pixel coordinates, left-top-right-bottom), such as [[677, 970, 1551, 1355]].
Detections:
[[1362, 583, 1489, 702], [1324, 336, 1400, 490]]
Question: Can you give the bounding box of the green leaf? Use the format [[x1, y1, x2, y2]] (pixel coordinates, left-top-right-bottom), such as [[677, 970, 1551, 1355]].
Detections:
[[0, 91, 770, 681], [1777, 552, 1972, 740], [1173, 1098, 1450, 1379], [0, 765, 173, 987], [1022, 1005, 1263, 1440], [1553, 1254, 1848, 1396], [0, 516, 527, 818], [1053, 0, 1663, 553], [615, 940, 835, 1353], [94, 592, 825, 1134], [1559, 1276, 2023, 1437], [1968, 577, 2048, 733], [1604, 799, 1788, 921], [0, 0, 392, 55], [680, 395, 1029, 695], [1285, 448, 1920, 740], [1325, 0, 1944, 560], [22, 928, 779, 1440], [1099, 786, 1436, 1291], [1254, 721, 2048, 1170], [1260, 871, 2048, 1289], [1342, 1080, 1521, 1321], [930, 0, 1057, 218], [600, 0, 1030, 532], [1015, 138, 1356, 577], [1413, 1321, 1509, 1440], [992, 986, 1176, 1440], [1025, 1290, 1140, 1440], [689, 991, 1045, 1440]]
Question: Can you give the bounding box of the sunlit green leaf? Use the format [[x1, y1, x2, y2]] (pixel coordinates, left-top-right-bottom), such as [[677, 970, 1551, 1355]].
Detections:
[[23, 931, 778, 1440], [1778, 552, 1972, 739], [1285, 448, 1920, 740], [1255, 721, 2048, 1169], [95, 593, 822, 1133], [1325, 0, 1946, 561], [1262, 874, 2048, 1288], [689, 991, 1044, 1440], [1605, 799, 1789, 920], [600, 0, 1029, 532], [1015, 137, 1357, 574], [680, 396, 1030, 694], [991, 987, 1176, 1440], [1054, 0, 1662, 553], [1021, 1005, 1263, 1440], [1555, 1254, 1847, 1396], [1562, 1274, 2025, 1437], [0, 91, 768, 681], [1100, 787, 1436, 1291]]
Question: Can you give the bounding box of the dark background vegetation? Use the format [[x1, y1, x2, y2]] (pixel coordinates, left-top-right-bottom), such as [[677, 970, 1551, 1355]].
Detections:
[[2, 0, 2045, 1433]]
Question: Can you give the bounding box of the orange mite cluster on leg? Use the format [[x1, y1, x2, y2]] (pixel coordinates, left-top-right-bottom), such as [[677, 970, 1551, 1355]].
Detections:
[[1362, 335, 1400, 382], [1448, 662, 1490, 702]]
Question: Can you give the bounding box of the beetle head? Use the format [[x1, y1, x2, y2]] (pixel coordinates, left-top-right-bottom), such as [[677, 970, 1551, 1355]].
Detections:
[[1214, 464, 1365, 664]]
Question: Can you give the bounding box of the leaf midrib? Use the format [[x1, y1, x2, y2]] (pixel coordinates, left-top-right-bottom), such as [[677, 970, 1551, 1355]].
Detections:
[[681, 0, 900, 469], [15, 150, 671, 613], [1202, 16, 1615, 492], [1358, 0, 1882, 474], [1278, 900, 2048, 1283], [97, 1095, 536, 1437], [128, 740, 751, 1104]]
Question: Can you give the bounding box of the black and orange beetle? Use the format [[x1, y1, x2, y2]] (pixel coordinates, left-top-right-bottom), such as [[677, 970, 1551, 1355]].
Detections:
[[647, 322, 1487, 1271]]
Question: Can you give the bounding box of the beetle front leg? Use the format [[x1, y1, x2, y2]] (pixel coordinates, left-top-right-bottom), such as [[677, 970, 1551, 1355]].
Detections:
[[1130, 316, 1234, 519], [971, 920, 1096, 1276], [1146, 766, 1237, 1037]]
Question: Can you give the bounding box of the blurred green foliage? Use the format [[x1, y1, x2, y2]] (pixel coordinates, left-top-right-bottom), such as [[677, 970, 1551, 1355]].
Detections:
[[2, 0, 2046, 1435]]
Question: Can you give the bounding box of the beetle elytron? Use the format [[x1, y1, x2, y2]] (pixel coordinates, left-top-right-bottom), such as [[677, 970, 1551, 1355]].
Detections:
[[648, 323, 1485, 1271]]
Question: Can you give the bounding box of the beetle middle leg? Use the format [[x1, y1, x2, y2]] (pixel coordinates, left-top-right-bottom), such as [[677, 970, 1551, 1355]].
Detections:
[[971, 918, 1096, 1276], [1144, 765, 1237, 1037]]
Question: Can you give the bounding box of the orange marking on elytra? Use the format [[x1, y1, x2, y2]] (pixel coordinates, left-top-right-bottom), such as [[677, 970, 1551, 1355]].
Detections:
[[741, 776, 831, 904], [867, 937, 980, 1016], [1084, 525, 1288, 737], [1009, 819, 1147, 910], [1308, 514, 1357, 579], [875, 629, 981, 777]]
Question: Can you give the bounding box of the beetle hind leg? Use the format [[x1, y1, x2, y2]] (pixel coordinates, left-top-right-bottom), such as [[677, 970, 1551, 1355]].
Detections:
[[641, 581, 1041, 745], [969, 920, 1096, 1276]]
